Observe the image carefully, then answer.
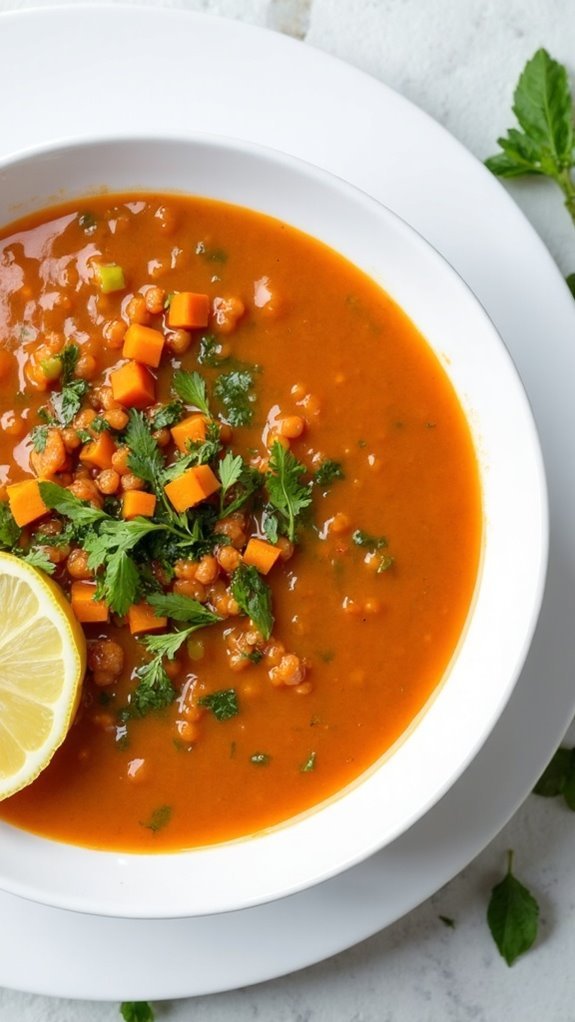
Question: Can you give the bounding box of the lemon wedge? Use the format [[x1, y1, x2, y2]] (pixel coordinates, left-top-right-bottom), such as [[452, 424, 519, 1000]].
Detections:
[[0, 552, 86, 800]]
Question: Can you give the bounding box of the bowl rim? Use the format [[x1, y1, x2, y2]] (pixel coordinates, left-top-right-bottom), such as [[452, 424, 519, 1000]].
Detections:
[[0, 131, 549, 918]]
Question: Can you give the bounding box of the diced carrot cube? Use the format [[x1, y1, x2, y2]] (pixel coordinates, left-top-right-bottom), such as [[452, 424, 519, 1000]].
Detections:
[[122, 324, 166, 368], [6, 479, 48, 528], [80, 430, 117, 471], [168, 292, 210, 330], [170, 414, 207, 453], [70, 581, 110, 624], [110, 361, 155, 409], [242, 537, 282, 575], [164, 464, 220, 512], [128, 601, 167, 635], [122, 491, 157, 520]]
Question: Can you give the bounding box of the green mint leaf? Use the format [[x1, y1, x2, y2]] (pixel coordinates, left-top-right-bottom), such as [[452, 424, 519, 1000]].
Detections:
[[214, 368, 257, 426], [173, 369, 211, 417], [21, 548, 56, 575], [487, 850, 539, 966], [512, 49, 573, 170], [0, 502, 21, 550], [199, 688, 239, 721], [39, 482, 108, 528], [314, 459, 345, 487], [141, 804, 172, 833], [120, 1002, 155, 1022], [124, 410, 165, 488], [533, 746, 571, 797], [266, 441, 312, 542], [147, 592, 221, 627], [230, 563, 274, 640]]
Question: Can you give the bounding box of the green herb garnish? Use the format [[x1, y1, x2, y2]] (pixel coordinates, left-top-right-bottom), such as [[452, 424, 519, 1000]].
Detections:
[[147, 592, 221, 627], [0, 503, 21, 550], [141, 805, 172, 833], [314, 460, 345, 486], [300, 752, 317, 773], [487, 850, 539, 966], [199, 688, 239, 721], [21, 548, 56, 575], [173, 369, 211, 417], [230, 563, 274, 640], [214, 368, 256, 426], [266, 441, 312, 543], [150, 400, 184, 430]]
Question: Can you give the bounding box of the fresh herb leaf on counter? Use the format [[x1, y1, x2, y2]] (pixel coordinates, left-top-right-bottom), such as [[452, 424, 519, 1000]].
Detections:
[[487, 850, 539, 966], [486, 49, 575, 226], [120, 1002, 155, 1022], [533, 746, 575, 808], [439, 915, 456, 929]]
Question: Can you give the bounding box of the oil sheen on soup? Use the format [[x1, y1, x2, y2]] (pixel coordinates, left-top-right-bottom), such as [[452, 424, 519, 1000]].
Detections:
[[0, 194, 482, 850]]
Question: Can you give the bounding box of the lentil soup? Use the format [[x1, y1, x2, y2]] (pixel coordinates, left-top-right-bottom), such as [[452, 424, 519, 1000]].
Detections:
[[0, 194, 481, 851]]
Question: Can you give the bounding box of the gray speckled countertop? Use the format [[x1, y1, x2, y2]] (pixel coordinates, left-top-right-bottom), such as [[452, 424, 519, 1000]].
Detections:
[[1, 1, 575, 1019]]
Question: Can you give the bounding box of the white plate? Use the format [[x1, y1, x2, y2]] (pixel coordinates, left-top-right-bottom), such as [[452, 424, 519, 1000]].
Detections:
[[0, 3, 573, 1001]]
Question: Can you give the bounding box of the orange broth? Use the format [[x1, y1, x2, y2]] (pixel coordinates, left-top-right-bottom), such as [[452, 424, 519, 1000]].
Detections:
[[0, 194, 481, 850]]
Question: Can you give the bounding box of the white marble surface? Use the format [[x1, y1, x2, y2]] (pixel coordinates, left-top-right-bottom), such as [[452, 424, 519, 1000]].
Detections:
[[1, 0, 575, 1019]]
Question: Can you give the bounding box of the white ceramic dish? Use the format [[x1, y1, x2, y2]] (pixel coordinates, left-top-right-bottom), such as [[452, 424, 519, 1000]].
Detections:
[[0, 132, 547, 919], [0, 5, 572, 1001]]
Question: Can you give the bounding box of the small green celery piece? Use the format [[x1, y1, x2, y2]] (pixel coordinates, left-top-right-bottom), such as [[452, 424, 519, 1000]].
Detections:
[[95, 263, 126, 293]]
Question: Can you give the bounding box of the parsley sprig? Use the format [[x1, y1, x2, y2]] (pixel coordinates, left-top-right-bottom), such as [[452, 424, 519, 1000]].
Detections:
[[265, 441, 312, 543]]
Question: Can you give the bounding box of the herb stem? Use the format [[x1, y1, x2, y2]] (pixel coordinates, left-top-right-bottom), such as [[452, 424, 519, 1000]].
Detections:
[[558, 168, 575, 226]]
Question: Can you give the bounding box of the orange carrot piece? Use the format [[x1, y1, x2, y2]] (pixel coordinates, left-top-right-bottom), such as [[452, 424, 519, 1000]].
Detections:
[[6, 479, 48, 528], [128, 601, 167, 635], [168, 292, 210, 330], [164, 464, 220, 512], [70, 581, 110, 624], [122, 491, 157, 520], [242, 537, 282, 575], [122, 323, 166, 368], [80, 431, 117, 471], [110, 361, 155, 409], [170, 414, 206, 453]]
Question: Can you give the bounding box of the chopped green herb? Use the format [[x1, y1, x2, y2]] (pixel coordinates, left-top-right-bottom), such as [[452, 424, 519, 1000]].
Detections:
[[90, 416, 111, 434], [141, 804, 172, 833], [131, 659, 175, 717], [197, 334, 226, 367], [352, 529, 388, 550], [266, 441, 312, 542], [150, 400, 184, 430], [21, 548, 56, 575], [243, 649, 264, 664], [485, 49, 575, 225], [314, 460, 345, 487], [439, 915, 456, 929], [230, 563, 274, 640], [300, 752, 317, 773], [124, 410, 165, 490], [147, 592, 221, 627], [487, 850, 539, 966], [0, 503, 21, 550], [173, 368, 211, 417], [199, 688, 239, 721], [51, 378, 89, 427], [250, 752, 271, 766], [214, 368, 256, 426], [58, 344, 80, 384]]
